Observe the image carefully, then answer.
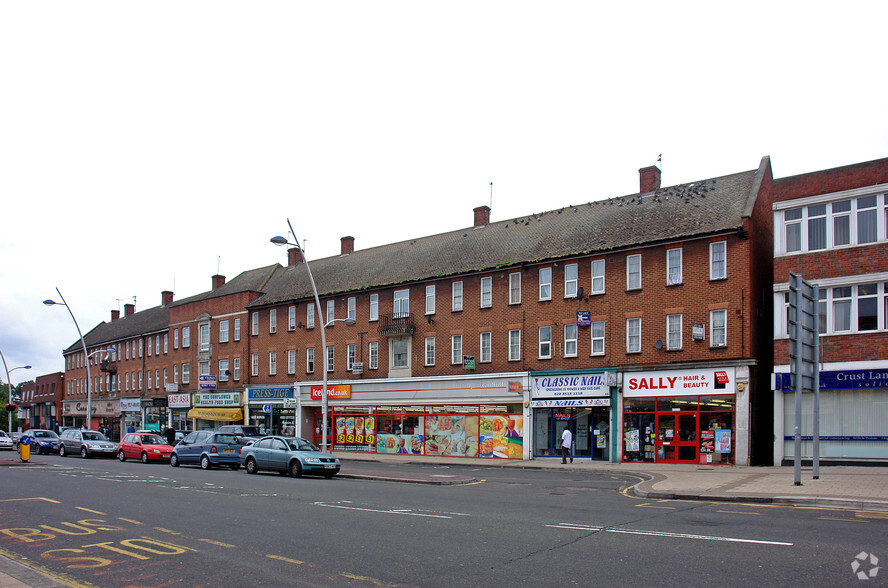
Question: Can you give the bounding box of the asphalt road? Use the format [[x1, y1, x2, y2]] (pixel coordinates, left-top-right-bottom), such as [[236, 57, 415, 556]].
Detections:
[[1, 454, 886, 587]]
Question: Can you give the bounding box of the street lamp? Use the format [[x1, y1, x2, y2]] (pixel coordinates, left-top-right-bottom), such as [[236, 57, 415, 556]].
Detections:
[[0, 348, 32, 433], [271, 219, 355, 453], [44, 288, 93, 429]]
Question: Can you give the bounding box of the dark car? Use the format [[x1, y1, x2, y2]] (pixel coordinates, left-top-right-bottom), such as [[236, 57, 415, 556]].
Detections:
[[59, 429, 117, 458], [170, 431, 242, 470], [216, 425, 264, 445], [240, 436, 340, 478], [21, 429, 61, 454]]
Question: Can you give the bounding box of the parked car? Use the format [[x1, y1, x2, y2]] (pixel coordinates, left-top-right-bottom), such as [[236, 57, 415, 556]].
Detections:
[[170, 431, 242, 470], [240, 436, 340, 478], [216, 425, 264, 445], [21, 429, 61, 454], [118, 432, 174, 463], [59, 429, 117, 458], [0, 430, 13, 451]]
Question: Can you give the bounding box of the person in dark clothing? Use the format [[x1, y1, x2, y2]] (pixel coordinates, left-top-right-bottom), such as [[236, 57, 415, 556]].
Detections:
[[165, 426, 176, 446]]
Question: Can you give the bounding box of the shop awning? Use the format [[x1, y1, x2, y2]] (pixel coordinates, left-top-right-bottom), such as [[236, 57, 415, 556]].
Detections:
[[187, 408, 243, 421]]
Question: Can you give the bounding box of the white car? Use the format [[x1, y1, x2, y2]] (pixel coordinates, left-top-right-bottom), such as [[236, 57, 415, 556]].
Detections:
[[0, 431, 13, 451]]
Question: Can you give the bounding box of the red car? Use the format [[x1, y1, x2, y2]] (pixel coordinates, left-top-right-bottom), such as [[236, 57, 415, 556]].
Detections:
[[118, 432, 174, 463]]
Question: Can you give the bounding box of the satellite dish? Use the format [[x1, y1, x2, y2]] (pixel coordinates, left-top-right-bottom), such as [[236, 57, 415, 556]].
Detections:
[[654, 339, 663, 350]]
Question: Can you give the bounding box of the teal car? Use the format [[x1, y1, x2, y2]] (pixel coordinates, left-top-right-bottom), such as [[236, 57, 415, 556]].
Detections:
[[241, 436, 340, 478]]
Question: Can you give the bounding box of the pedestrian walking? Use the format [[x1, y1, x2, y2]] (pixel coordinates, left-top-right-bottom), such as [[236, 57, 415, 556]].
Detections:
[[165, 426, 176, 446], [561, 424, 573, 464]]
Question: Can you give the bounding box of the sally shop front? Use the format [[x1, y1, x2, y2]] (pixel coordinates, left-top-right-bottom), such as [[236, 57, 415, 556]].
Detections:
[[297, 373, 529, 459], [622, 367, 746, 465]]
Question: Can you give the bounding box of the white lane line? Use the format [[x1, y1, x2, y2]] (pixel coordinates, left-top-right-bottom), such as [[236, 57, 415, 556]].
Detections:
[[315, 502, 451, 519], [606, 528, 793, 546], [547, 524, 603, 531]]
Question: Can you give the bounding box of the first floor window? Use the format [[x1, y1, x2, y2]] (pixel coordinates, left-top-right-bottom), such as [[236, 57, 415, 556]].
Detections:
[[234, 318, 241, 341], [480, 331, 491, 362], [451, 335, 462, 364], [369, 294, 378, 321], [288, 349, 296, 374], [306, 348, 315, 373], [564, 263, 578, 298], [252, 312, 259, 335], [220, 320, 229, 343], [182, 363, 190, 384], [219, 359, 229, 381], [233, 357, 241, 380], [425, 337, 435, 366], [539, 326, 552, 359], [147, 371, 152, 389], [452, 281, 463, 311], [710, 310, 726, 347], [392, 339, 408, 368], [347, 344, 356, 371], [125, 372, 130, 391], [539, 267, 552, 300], [508, 329, 521, 361], [369, 342, 378, 369], [173, 365, 179, 384], [269, 351, 277, 375], [591, 321, 605, 355], [480, 276, 492, 308], [564, 324, 577, 357], [289, 306, 296, 330], [667, 313, 682, 350], [326, 345, 334, 372], [626, 318, 641, 353], [306, 303, 315, 329], [710, 241, 726, 280], [591, 259, 605, 294], [509, 272, 521, 304], [251, 353, 259, 376], [200, 362, 209, 377]]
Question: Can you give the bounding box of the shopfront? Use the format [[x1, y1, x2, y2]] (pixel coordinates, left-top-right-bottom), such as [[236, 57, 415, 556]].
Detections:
[[167, 392, 191, 433], [244, 386, 295, 436], [120, 398, 141, 433], [188, 392, 244, 431], [62, 399, 119, 431], [141, 397, 167, 431], [622, 367, 743, 465], [530, 372, 615, 460], [774, 367, 888, 464]]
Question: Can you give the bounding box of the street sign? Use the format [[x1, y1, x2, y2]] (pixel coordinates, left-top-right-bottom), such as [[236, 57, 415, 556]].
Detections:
[[263, 404, 272, 413]]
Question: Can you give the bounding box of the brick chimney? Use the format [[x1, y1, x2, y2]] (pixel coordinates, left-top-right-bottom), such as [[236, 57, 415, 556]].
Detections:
[[124, 303, 135, 317], [473, 205, 490, 228], [639, 166, 661, 193], [161, 290, 174, 305], [288, 247, 303, 267], [111, 309, 120, 321], [341, 236, 354, 255], [212, 274, 226, 290]]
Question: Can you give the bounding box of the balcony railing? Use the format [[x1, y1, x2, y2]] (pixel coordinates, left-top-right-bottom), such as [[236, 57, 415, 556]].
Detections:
[[378, 313, 415, 335]]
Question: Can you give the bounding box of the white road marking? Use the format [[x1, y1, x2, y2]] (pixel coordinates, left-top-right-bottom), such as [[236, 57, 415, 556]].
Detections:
[[315, 502, 452, 518], [547, 524, 793, 546]]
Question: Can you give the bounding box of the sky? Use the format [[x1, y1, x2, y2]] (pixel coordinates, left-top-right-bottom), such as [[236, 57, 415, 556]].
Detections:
[[1, 1, 887, 382]]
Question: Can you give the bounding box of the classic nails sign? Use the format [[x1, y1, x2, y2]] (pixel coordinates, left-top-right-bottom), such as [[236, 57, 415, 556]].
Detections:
[[623, 367, 735, 397], [532, 374, 610, 398]]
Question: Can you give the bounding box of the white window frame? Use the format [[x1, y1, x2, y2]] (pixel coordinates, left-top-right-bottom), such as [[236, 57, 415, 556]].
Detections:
[[591, 259, 605, 294], [326, 300, 335, 324], [425, 285, 435, 315], [451, 335, 463, 365], [710, 241, 727, 280], [710, 310, 727, 347], [452, 281, 463, 312], [425, 337, 435, 366], [509, 272, 521, 305], [234, 318, 241, 341], [508, 329, 521, 361], [220, 320, 229, 343], [183, 327, 192, 348], [347, 344, 356, 371], [251, 353, 259, 376], [163, 334, 168, 354], [776, 191, 886, 255], [219, 359, 229, 382], [252, 312, 259, 336], [233, 357, 240, 381], [591, 321, 605, 355], [306, 348, 315, 373], [289, 306, 296, 331], [539, 267, 552, 301], [394, 289, 409, 318], [391, 338, 409, 369], [480, 331, 491, 363], [306, 303, 315, 329], [480, 277, 492, 308], [564, 324, 577, 357], [538, 326, 552, 359], [147, 337, 152, 357], [564, 263, 578, 298], [627, 254, 641, 290], [368, 342, 378, 370], [199, 324, 210, 352], [667, 313, 682, 350], [369, 293, 378, 322], [626, 318, 641, 353], [269, 309, 277, 333], [287, 349, 296, 375], [326, 345, 334, 373], [347, 297, 356, 321], [173, 365, 178, 385], [666, 248, 682, 286], [181, 363, 190, 385], [268, 351, 277, 376]]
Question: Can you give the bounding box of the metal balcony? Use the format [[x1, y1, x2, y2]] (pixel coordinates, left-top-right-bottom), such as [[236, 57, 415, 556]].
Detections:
[[377, 313, 415, 335]]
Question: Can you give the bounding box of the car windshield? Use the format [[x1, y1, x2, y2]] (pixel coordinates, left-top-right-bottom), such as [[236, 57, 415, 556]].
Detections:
[[241, 427, 262, 436], [215, 434, 238, 444], [82, 432, 107, 441], [141, 435, 166, 445], [287, 439, 319, 452], [33, 431, 57, 438]]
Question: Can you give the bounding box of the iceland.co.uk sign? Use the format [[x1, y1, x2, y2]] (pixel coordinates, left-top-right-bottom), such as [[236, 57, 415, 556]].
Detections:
[[532, 374, 610, 398]]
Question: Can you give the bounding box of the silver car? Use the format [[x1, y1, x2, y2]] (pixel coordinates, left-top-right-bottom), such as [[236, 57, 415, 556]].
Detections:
[[241, 436, 340, 478], [59, 429, 118, 458], [0, 430, 13, 451]]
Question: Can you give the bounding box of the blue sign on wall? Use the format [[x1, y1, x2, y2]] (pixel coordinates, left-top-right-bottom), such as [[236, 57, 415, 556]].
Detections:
[[247, 387, 294, 400], [776, 368, 888, 392], [577, 311, 591, 326]]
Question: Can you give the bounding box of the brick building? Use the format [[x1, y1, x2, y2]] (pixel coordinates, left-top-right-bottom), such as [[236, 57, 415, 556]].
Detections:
[[772, 156, 888, 465]]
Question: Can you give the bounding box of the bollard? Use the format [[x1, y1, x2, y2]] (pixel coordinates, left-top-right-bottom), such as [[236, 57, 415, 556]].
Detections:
[[19, 435, 31, 462]]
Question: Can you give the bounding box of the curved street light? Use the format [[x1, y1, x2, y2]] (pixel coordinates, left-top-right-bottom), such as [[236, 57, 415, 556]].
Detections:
[[271, 219, 355, 453], [0, 348, 32, 433], [44, 288, 93, 429]]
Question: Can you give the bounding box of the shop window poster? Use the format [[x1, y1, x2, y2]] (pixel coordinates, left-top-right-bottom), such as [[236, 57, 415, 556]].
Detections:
[[715, 429, 731, 453], [700, 430, 714, 453], [479, 415, 523, 458], [625, 428, 639, 452]]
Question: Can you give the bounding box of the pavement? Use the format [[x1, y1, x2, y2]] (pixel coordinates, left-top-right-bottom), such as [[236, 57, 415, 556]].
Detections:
[[2, 452, 887, 586]]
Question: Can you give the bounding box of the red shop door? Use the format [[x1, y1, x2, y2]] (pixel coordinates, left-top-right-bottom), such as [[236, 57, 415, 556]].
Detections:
[[655, 413, 698, 463]]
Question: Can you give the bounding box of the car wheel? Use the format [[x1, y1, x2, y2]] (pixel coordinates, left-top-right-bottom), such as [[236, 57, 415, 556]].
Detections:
[[290, 460, 303, 478], [141, 452, 149, 464], [118, 450, 126, 462], [59, 445, 67, 457], [35, 445, 42, 455], [170, 453, 179, 467], [245, 457, 257, 474], [200, 455, 211, 470]]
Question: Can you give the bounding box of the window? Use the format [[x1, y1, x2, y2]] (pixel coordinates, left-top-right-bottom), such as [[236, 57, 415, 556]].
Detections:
[[508, 329, 521, 361], [425, 285, 435, 315], [538, 326, 552, 359], [858, 283, 878, 331], [287, 349, 296, 375], [347, 344, 356, 371], [173, 365, 178, 385], [591, 321, 605, 355], [220, 320, 229, 343], [252, 312, 259, 336], [480, 332, 491, 362], [425, 337, 435, 366], [369, 342, 378, 370], [784, 207, 802, 252], [268, 351, 277, 375], [326, 300, 335, 324], [139, 339, 143, 357], [125, 342, 130, 360], [219, 359, 229, 382], [392, 339, 408, 368], [233, 357, 240, 380], [306, 348, 315, 373], [155, 335, 160, 355], [564, 263, 578, 298], [163, 368, 167, 385], [626, 318, 641, 353], [858, 195, 878, 244], [666, 248, 682, 285], [163, 334, 168, 354], [147, 337, 152, 356], [251, 353, 259, 377], [564, 324, 577, 357], [199, 362, 209, 377], [539, 267, 552, 300], [182, 363, 190, 385], [200, 324, 210, 351], [591, 260, 605, 294], [710, 241, 727, 280], [710, 310, 727, 346], [326, 346, 334, 373], [182, 326, 191, 348], [347, 297, 356, 320], [125, 372, 130, 391], [808, 204, 827, 250], [394, 289, 409, 317], [288, 306, 296, 331], [147, 370, 152, 390], [452, 281, 463, 311], [306, 303, 315, 329], [451, 335, 462, 364], [269, 309, 277, 333], [369, 294, 378, 321], [480, 277, 492, 308], [139, 372, 143, 389], [833, 286, 852, 332], [234, 318, 241, 341], [834, 200, 851, 246], [155, 369, 160, 388], [627, 254, 641, 290], [509, 272, 521, 304], [781, 195, 884, 254], [667, 314, 682, 350]]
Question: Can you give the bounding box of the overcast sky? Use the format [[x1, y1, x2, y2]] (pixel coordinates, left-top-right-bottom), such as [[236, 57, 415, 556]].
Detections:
[[1, 1, 886, 382]]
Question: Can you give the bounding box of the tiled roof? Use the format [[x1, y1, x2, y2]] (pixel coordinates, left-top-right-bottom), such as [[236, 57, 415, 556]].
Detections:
[[169, 264, 282, 308], [251, 167, 761, 307]]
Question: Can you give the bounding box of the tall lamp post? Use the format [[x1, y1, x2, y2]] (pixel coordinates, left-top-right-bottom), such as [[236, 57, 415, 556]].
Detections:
[[0, 348, 31, 433], [271, 219, 354, 453], [44, 288, 93, 429]]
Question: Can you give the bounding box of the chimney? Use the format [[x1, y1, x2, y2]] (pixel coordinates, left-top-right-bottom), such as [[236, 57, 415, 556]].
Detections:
[[473, 205, 490, 228], [111, 309, 120, 321], [161, 290, 174, 305], [288, 247, 303, 267], [341, 236, 354, 255], [124, 303, 135, 317], [639, 166, 661, 193], [212, 274, 226, 290]]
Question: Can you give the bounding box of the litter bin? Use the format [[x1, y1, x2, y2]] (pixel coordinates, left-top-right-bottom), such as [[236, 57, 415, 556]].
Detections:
[[19, 435, 31, 462]]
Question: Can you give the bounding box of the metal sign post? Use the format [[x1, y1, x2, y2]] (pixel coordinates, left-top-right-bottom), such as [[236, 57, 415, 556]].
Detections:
[[788, 273, 820, 485]]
